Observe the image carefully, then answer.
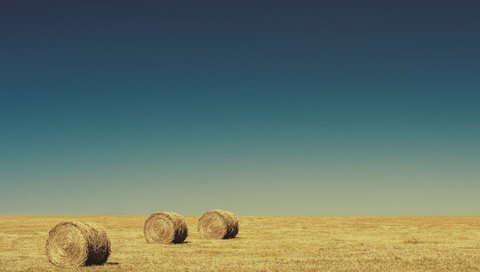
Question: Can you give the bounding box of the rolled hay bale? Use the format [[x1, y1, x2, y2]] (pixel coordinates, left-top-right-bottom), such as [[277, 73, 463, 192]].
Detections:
[[144, 212, 188, 244], [45, 221, 111, 267], [198, 209, 239, 239]]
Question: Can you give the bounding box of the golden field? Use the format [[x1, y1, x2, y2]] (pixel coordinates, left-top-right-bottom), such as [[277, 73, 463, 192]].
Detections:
[[1, 216, 480, 271]]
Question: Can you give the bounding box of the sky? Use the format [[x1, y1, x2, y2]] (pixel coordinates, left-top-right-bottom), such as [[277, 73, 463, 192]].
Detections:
[[0, 0, 479, 215]]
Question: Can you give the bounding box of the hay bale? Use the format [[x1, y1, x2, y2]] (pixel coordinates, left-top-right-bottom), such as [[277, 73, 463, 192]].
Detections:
[[198, 209, 239, 239], [144, 212, 188, 244], [45, 221, 111, 267]]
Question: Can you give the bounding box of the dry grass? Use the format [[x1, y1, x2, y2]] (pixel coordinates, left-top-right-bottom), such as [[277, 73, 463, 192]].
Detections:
[[1, 216, 480, 271]]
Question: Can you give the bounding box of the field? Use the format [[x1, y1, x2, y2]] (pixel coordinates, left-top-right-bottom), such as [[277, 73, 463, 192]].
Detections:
[[1, 216, 480, 271]]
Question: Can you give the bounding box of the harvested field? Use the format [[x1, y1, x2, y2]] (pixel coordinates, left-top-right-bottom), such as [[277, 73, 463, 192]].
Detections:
[[1, 216, 480, 271]]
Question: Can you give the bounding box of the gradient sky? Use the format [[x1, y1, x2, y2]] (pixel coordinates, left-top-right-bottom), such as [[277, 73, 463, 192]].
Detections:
[[1, 1, 479, 215]]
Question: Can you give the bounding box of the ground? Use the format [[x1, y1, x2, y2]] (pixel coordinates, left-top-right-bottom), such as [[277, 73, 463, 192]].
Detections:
[[1, 216, 480, 271]]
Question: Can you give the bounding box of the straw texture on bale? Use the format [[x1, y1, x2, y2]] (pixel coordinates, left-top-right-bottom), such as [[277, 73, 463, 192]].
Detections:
[[198, 209, 239, 239], [45, 221, 111, 267], [144, 212, 188, 244]]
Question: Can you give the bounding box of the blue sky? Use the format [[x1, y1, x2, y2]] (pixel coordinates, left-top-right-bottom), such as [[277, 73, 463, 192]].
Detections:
[[1, 1, 479, 215]]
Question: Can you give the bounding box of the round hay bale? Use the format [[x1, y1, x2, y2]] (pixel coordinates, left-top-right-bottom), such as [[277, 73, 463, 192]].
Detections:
[[45, 221, 111, 267], [144, 212, 188, 244], [198, 209, 239, 239]]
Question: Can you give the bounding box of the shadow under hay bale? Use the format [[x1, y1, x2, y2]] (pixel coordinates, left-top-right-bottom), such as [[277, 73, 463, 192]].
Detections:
[[198, 209, 239, 239], [45, 221, 111, 267], [144, 212, 188, 244]]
